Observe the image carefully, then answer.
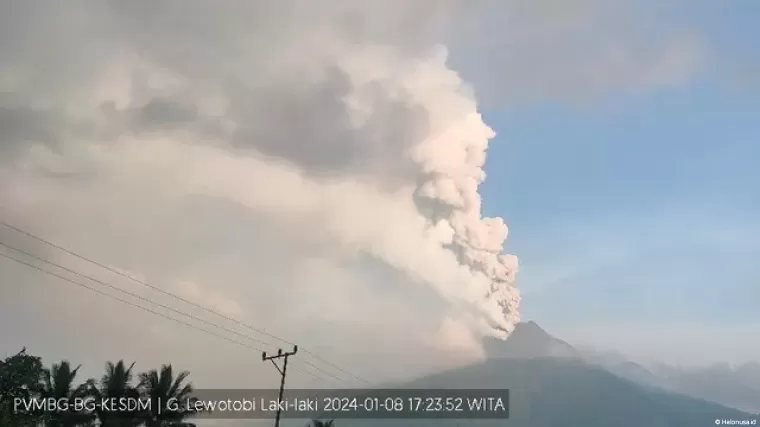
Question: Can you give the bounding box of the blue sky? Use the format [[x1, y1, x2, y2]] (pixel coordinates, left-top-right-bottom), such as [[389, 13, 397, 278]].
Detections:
[[475, 1, 759, 364]]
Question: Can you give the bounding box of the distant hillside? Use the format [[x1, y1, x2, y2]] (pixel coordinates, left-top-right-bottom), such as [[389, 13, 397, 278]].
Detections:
[[577, 347, 760, 413], [652, 362, 760, 413], [331, 357, 753, 427]]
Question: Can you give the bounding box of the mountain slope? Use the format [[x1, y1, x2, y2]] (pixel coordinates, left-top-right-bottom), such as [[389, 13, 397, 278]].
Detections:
[[578, 348, 760, 413], [653, 362, 760, 413], [493, 322, 760, 414], [329, 357, 753, 427], [578, 347, 665, 389], [338, 322, 755, 427], [482, 321, 580, 360], [301, 322, 757, 427]]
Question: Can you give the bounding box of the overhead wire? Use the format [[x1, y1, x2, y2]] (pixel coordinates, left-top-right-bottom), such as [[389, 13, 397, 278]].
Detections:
[[0, 244, 340, 386], [0, 220, 373, 386]]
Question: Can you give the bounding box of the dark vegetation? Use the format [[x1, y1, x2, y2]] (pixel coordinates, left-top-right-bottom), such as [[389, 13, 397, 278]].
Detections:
[[0, 347, 200, 426], [0, 347, 335, 427]]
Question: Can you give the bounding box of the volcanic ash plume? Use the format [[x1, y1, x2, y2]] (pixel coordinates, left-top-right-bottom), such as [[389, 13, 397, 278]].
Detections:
[[409, 52, 521, 338], [337, 45, 521, 338], [417, 169, 520, 338], [0, 1, 520, 344]]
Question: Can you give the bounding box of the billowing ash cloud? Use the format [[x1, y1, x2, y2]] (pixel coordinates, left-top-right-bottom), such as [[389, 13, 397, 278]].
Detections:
[[0, 0, 519, 379], [216, 40, 522, 336]]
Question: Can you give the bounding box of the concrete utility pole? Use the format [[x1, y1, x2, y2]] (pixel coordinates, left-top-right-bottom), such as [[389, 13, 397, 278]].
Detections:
[[262, 345, 298, 427]]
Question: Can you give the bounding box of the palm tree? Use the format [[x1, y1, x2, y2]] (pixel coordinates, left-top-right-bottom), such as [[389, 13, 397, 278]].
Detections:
[[88, 360, 142, 427], [138, 364, 199, 427], [39, 361, 94, 427]]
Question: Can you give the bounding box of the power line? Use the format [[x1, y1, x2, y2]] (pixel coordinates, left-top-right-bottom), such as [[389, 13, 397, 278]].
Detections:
[[0, 240, 273, 348], [0, 248, 337, 385], [0, 251, 263, 353], [0, 220, 373, 386]]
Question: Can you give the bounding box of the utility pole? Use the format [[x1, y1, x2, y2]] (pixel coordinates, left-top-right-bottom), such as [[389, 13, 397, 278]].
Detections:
[[262, 345, 298, 427]]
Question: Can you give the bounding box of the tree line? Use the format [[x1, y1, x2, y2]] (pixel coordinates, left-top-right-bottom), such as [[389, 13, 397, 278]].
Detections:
[[0, 347, 335, 427]]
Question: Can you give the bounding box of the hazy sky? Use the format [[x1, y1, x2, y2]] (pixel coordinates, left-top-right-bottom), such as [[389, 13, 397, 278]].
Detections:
[[0, 0, 757, 399]]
